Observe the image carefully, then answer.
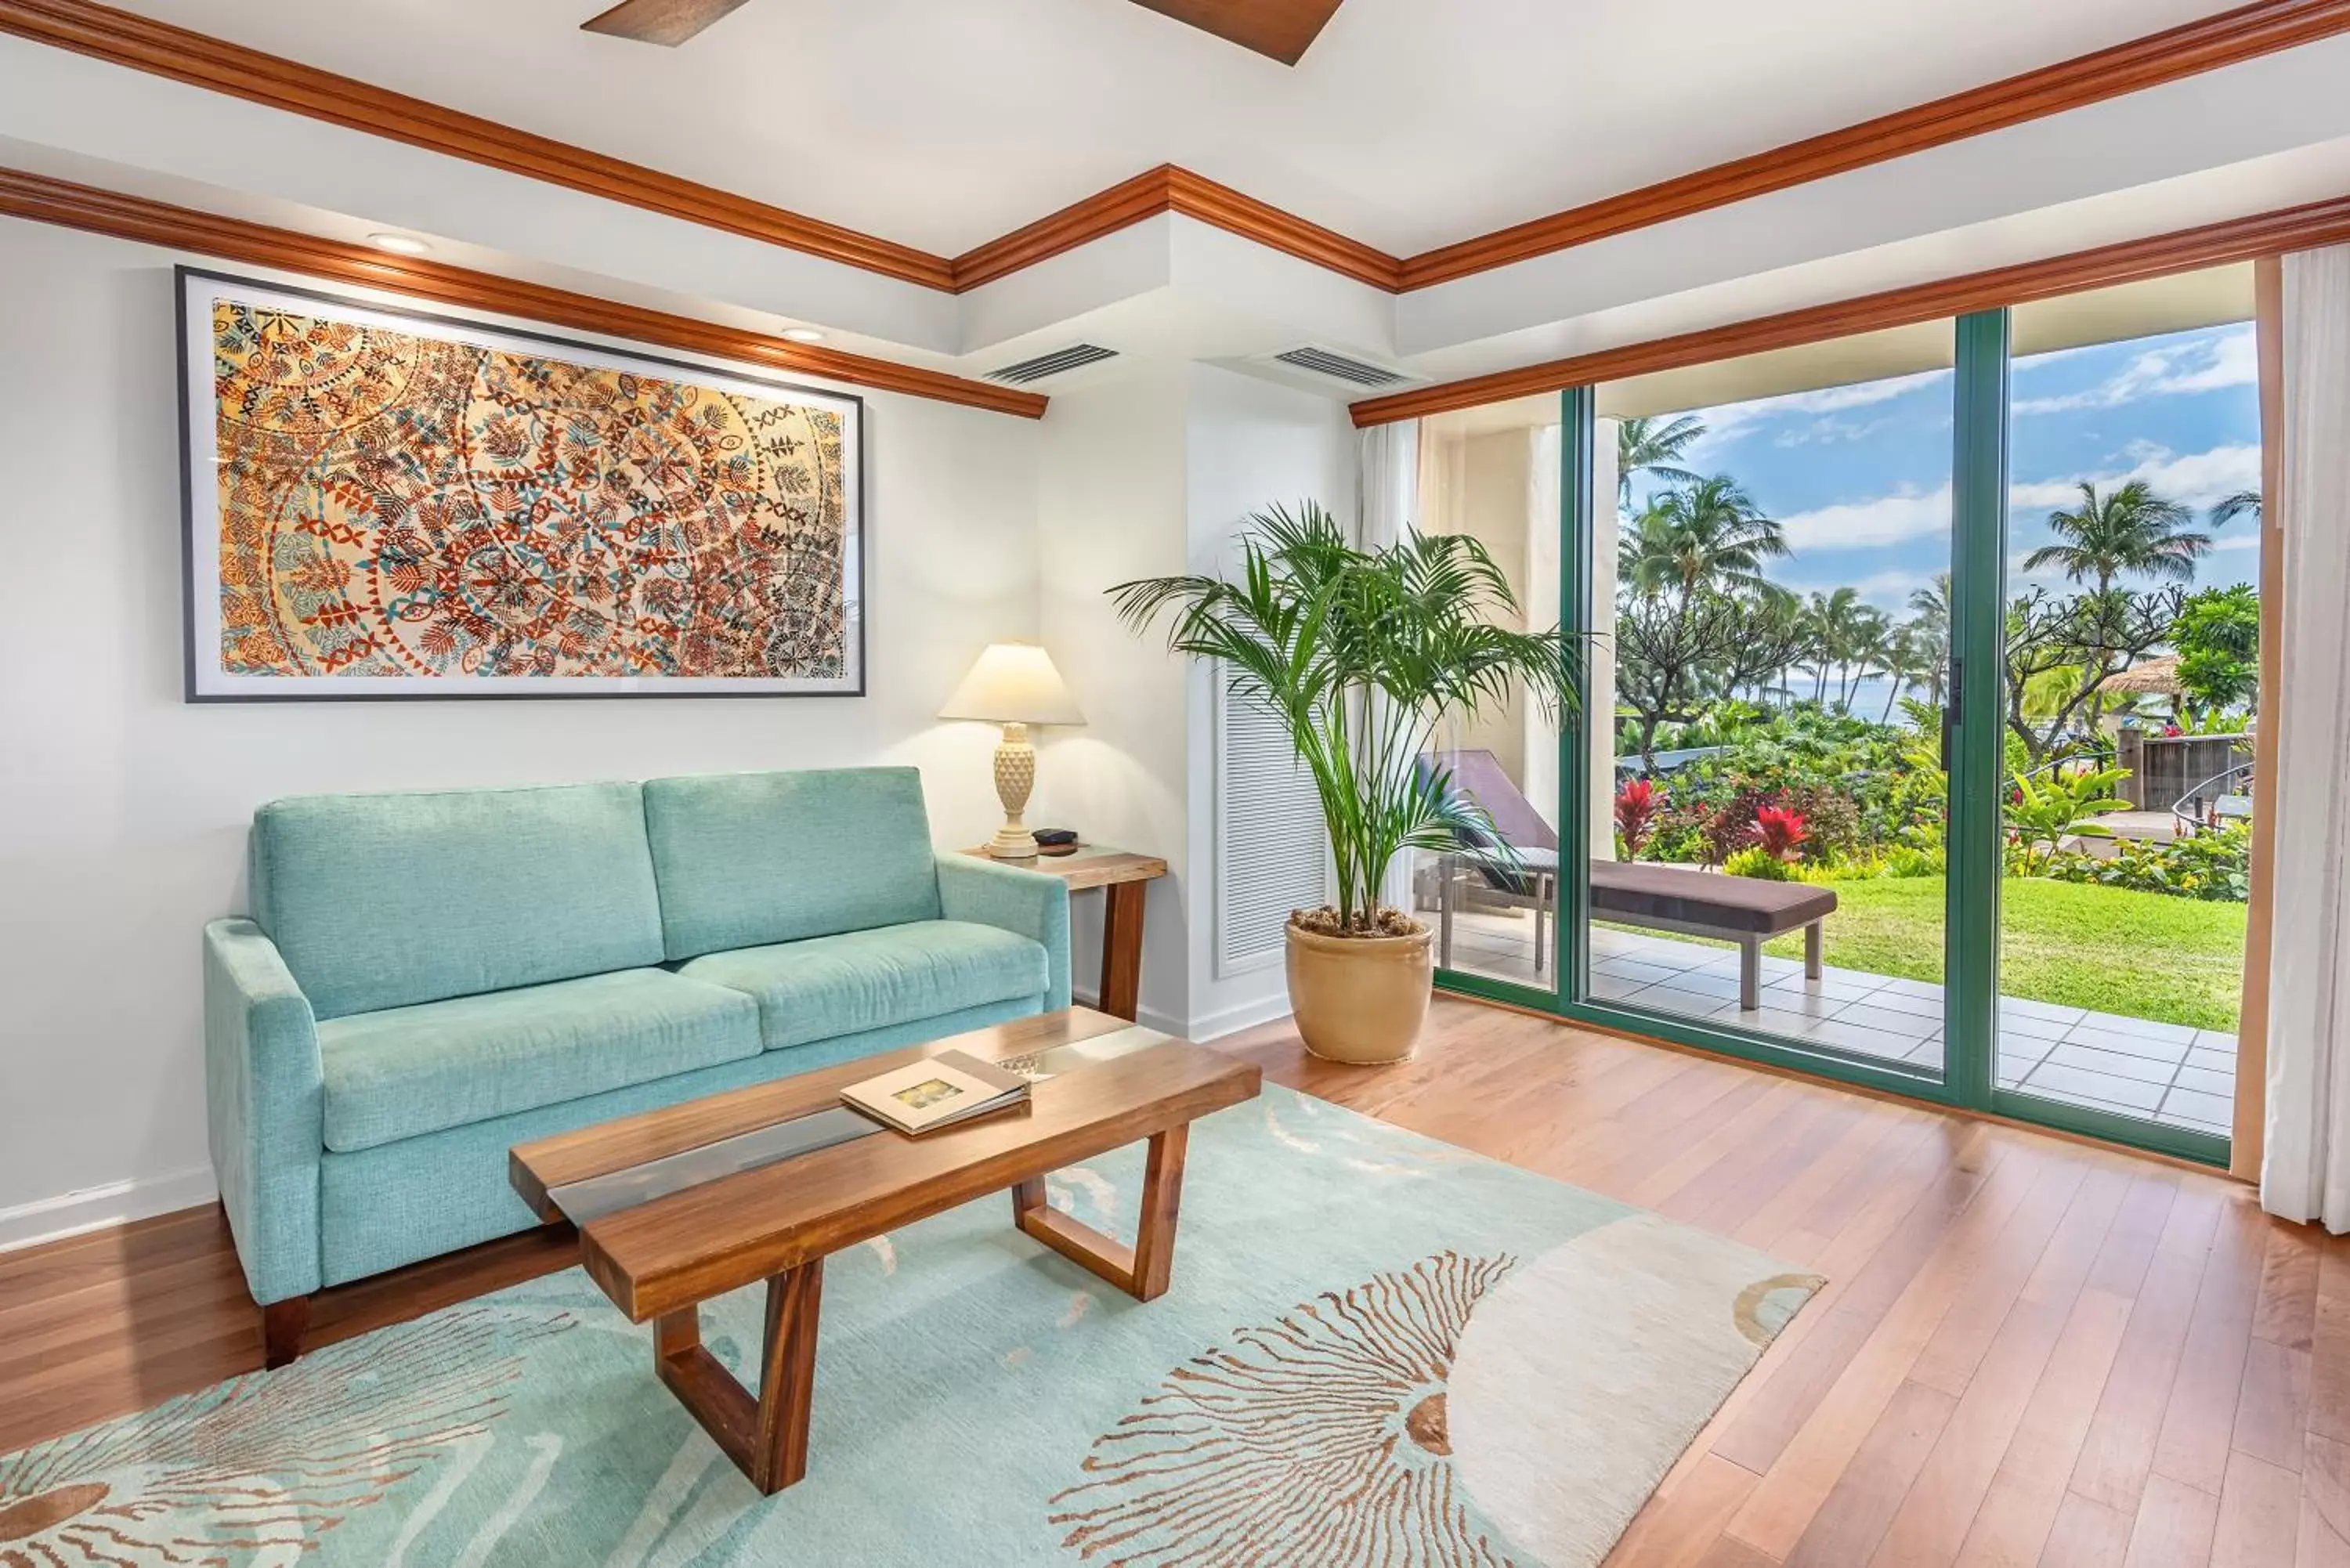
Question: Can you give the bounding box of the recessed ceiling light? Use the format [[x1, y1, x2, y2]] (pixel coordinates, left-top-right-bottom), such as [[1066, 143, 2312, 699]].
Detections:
[[367, 233, 431, 255], [783, 327, 826, 344]]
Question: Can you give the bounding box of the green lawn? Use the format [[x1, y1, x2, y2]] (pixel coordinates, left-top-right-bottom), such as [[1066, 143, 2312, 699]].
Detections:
[[1752, 875, 2246, 1031]]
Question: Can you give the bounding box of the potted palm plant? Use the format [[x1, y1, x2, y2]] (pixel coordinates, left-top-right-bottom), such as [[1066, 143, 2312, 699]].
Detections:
[[1112, 503, 1578, 1064]]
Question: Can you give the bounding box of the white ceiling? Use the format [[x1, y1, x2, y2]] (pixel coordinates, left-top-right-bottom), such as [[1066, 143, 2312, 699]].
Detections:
[[119, 0, 2243, 257]]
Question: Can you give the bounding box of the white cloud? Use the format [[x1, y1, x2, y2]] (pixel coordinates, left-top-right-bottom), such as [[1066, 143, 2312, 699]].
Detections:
[[1762, 442, 2257, 560], [1773, 415, 1893, 449], [1686, 370, 1947, 456], [2012, 443, 2260, 515], [2011, 328, 2254, 415], [1777, 482, 1954, 551]]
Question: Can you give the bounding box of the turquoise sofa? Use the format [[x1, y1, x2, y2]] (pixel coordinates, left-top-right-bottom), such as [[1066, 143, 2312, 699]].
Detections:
[[204, 767, 1070, 1353]]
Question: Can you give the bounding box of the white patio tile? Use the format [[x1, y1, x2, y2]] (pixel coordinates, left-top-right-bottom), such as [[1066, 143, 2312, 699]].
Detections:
[[1749, 988, 1849, 1019], [1805, 1017, 1921, 1063], [2044, 1043, 2177, 1087], [2154, 1111, 2232, 1138], [2019, 1061, 2166, 1113], [1590, 956, 1687, 987], [2172, 1065, 2235, 1099], [1996, 1054, 2044, 1087], [2193, 1028, 2241, 1053], [1829, 1003, 1942, 1041], [1588, 971, 1652, 1003], [1858, 987, 1946, 1022], [1996, 1010, 2073, 1044], [1619, 984, 1726, 1021], [1876, 977, 1946, 1000], [2077, 1010, 2200, 1047], [1904, 1037, 1947, 1065], [1649, 970, 1752, 1003], [1768, 972, 1882, 1004], [2186, 1046, 2240, 1075], [1727, 1008, 1842, 1040], [2160, 1086, 2235, 1125], [2063, 1024, 2191, 1065], [2000, 996, 2088, 1025]]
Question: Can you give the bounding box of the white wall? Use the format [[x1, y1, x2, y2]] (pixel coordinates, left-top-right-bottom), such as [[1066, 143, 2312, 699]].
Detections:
[[1032, 366, 1192, 1028], [1181, 366, 1354, 1039], [1032, 363, 1354, 1042], [0, 217, 1043, 1246]]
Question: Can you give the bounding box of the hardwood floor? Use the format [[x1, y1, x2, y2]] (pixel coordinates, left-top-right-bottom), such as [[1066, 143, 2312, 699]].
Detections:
[[2, 995, 2343, 1566]]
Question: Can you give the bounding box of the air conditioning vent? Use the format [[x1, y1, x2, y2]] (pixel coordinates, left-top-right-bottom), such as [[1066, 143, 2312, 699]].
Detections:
[[987, 343, 1119, 384], [1272, 346, 1408, 388]]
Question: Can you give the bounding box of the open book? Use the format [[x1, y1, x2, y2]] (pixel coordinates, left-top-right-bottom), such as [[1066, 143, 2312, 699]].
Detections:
[[839, 1049, 1032, 1136]]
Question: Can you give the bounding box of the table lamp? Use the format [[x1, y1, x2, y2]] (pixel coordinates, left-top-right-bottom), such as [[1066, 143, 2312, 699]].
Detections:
[[940, 642, 1085, 858]]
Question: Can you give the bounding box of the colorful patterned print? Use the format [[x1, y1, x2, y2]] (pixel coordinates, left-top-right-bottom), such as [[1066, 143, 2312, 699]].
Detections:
[[211, 302, 850, 681]]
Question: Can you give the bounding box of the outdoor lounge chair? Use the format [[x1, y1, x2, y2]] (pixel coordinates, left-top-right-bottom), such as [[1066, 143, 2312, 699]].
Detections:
[[1426, 749, 1836, 1008]]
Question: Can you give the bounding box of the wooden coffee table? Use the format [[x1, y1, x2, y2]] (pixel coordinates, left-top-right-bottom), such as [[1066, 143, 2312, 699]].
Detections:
[[508, 1008, 1260, 1495]]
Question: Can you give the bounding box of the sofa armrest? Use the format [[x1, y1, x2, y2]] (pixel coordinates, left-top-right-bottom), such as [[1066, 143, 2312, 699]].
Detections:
[[204, 918, 324, 1305], [935, 853, 1072, 1012]]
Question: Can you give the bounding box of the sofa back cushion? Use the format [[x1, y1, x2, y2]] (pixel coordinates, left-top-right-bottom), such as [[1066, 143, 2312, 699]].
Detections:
[[643, 768, 942, 961], [250, 782, 666, 1021]]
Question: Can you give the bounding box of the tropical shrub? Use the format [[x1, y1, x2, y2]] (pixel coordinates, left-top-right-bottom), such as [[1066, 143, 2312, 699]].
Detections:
[[2047, 823, 2251, 901], [2171, 583, 2259, 717], [1754, 806, 1810, 862], [1724, 845, 1791, 880], [2005, 764, 2130, 873], [1614, 778, 1664, 860]]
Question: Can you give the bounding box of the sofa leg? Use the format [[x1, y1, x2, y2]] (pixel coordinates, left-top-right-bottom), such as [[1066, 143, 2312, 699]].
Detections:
[[263, 1295, 310, 1370], [1738, 938, 1762, 1013], [1805, 920, 1824, 981]]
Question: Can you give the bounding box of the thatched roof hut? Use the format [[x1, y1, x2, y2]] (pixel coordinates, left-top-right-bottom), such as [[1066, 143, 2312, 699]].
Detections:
[[2106, 654, 2183, 695]]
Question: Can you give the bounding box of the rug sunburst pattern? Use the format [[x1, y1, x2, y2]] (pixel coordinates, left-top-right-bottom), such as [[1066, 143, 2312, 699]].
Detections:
[[0, 1306, 569, 1565], [1049, 1250, 1522, 1566]]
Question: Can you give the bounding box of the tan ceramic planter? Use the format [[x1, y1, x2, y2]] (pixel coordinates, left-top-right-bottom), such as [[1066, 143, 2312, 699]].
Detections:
[[1285, 921, 1435, 1065]]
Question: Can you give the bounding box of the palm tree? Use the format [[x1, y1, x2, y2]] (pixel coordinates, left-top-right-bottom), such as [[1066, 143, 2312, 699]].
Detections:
[[2023, 480, 2210, 594], [1615, 414, 1706, 506], [1112, 502, 1578, 933], [1617, 475, 1788, 599], [1906, 571, 1953, 704], [2210, 490, 2262, 526], [1802, 587, 1866, 705]]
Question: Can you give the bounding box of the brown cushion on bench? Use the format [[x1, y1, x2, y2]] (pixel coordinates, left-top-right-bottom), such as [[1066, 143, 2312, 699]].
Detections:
[[1589, 860, 1837, 935]]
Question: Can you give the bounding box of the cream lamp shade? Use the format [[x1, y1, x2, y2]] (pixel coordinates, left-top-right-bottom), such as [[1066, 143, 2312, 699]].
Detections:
[[940, 643, 1084, 858]]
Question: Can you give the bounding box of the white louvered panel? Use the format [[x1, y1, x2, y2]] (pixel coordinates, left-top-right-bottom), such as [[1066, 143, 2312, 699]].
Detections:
[[1215, 678, 1329, 976]]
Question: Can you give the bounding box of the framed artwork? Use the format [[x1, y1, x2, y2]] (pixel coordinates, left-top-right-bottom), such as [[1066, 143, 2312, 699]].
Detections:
[[178, 268, 864, 700]]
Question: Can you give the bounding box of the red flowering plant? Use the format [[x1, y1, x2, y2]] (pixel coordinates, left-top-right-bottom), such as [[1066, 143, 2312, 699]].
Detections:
[[1614, 778, 1664, 860], [1752, 805, 1810, 863]]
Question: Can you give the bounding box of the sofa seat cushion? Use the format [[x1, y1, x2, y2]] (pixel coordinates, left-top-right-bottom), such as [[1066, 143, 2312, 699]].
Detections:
[[318, 969, 762, 1154], [680, 920, 1049, 1052]]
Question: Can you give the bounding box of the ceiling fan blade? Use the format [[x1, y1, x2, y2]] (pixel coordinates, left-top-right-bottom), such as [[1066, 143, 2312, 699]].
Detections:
[[1123, 0, 1344, 65], [580, 0, 750, 47]]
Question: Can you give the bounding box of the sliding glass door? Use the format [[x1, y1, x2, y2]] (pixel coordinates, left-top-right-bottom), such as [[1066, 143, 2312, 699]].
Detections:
[[1577, 323, 1959, 1085], [1425, 290, 2256, 1168]]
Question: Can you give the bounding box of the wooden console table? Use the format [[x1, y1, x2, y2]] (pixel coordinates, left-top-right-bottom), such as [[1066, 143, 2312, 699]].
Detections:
[[960, 846, 1166, 1021]]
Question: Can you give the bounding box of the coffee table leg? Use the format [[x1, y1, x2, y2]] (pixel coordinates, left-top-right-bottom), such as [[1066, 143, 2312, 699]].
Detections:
[[1011, 1123, 1189, 1302], [650, 1257, 824, 1496]]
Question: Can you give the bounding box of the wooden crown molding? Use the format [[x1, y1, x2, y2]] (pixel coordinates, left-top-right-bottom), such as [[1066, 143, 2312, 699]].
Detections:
[[1350, 191, 2350, 425], [0, 0, 957, 289], [4, 0, 2348, 306], [1395, 0, 2350, 290], [947, 164, 1401, 291], [0, 167, 1048, 418]]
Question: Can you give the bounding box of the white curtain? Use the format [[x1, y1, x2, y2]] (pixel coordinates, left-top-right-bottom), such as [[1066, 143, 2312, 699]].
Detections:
[[2263, 243, 2350, 1234], [1359, 421, 1420, 915]]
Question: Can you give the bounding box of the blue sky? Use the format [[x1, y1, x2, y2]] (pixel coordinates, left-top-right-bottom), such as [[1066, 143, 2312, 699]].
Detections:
[[1623, 321, 2262, 615]]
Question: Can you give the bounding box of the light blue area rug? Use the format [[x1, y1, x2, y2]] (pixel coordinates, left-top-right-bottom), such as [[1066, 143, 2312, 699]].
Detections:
[[0, 1086, 1820, 1566]]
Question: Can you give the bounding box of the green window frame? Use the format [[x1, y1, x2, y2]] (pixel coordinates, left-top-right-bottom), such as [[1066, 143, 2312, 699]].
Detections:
[[1431, 312, 2232, 1170]]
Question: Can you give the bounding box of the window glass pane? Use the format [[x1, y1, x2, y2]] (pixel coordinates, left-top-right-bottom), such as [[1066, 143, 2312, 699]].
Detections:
[[1409, 396, 1564, 995], [1998, 265, 2258, 1143], [1589, 322, 1957, 1076]]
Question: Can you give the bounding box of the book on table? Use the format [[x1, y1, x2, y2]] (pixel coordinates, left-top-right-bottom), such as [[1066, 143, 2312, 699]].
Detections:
[[838, 1049, 1032, 1135]]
